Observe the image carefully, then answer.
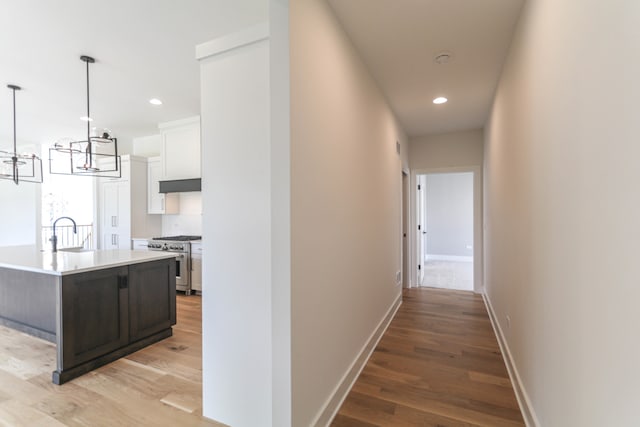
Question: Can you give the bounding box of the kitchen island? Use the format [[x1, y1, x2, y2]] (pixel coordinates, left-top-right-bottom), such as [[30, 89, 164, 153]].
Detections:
[[0, 246, 177, 384]]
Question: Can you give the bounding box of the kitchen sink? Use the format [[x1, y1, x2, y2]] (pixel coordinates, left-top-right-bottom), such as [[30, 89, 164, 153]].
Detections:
[[58, 247, 93, 253]]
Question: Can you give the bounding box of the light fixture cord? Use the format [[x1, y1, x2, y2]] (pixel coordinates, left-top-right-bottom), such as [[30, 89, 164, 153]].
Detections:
[[86, 57, 92, 168], [11, 87, 16, 155], [11, 86, 18, 184]]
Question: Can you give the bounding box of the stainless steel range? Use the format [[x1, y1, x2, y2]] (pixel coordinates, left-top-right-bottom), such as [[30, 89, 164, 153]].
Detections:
[[146, 235, 201, 295]]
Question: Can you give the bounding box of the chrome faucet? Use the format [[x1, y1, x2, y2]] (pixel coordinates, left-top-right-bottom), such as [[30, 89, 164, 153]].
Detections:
[[50, 216, 77, 252]]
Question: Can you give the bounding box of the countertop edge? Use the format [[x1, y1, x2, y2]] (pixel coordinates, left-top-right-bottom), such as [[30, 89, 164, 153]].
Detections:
[[0, 249, 177, 276]]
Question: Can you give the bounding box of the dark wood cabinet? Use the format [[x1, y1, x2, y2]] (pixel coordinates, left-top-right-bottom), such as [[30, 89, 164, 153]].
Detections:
[[128, 259, 176, 341], [59, 266, 129, 369], [51, 259, 175, 384], [1, 255, 176, 385]]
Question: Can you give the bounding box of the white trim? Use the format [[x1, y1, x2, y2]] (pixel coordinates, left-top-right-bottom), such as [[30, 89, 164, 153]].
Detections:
[[410, 166, 483, 293], [196, 22, 269, 60], [482, 293, 540, 427], [425, 254, 473, 262], [312, 293, 403, 427], [157, 115, 200, 130]]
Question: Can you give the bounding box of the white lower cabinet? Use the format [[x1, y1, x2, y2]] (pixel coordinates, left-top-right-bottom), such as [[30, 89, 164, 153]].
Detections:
[[131, 238, 150, 251], [191, 242, 202, 292]]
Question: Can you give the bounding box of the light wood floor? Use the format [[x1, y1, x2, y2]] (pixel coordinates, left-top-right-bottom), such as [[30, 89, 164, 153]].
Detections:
[[332, 287, 525, 426], [1, 289, 524, 426], [0, 295, 222, 427]]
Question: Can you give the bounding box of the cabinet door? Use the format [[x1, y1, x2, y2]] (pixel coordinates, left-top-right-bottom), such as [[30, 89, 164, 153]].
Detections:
[[59, 266, 129, 370], [101, 182, 120, 249], [147, 157, 179, 214], [101, 181, 131, 249], [160, 117, 201, 180], [147, 158, 164, 214], [128, 259, 176, 342], [191, 244, 202, 291]]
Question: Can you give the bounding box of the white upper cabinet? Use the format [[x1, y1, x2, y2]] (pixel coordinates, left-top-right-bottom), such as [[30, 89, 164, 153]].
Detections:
[[147, 156, 179, 215], [159, 116, 201, 180]]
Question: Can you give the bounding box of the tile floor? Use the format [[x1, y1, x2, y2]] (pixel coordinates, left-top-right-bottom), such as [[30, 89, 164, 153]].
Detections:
[[422, 259, 473, 290]]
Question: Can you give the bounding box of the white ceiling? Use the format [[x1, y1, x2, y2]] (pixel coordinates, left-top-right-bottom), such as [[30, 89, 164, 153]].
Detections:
[[1, 1, 524, 149], [327, 0, 524, 137], [0, 0, 267, 149]]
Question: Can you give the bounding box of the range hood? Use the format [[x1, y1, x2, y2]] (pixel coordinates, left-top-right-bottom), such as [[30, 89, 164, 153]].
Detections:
[[159, 178, 201, 193]]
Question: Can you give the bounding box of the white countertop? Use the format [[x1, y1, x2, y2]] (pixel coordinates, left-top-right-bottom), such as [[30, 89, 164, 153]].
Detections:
[[0, 246, 177, 276]]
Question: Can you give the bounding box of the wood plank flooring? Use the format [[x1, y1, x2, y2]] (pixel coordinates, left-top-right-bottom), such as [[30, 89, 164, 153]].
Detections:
[[1, 288, 524, 426], [0, 295, 223, 427], [332, 287, 525, 427]]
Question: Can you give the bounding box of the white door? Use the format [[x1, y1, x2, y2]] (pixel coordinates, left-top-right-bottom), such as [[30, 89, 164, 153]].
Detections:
[[417, 176, 426, 286]]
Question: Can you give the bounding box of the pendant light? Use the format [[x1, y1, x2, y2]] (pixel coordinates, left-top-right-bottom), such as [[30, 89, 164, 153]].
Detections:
[[0, 84, 43, 184], [49, 55, 121, 178]]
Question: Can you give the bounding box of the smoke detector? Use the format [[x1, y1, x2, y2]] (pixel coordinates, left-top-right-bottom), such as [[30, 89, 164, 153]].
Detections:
[[434, 51, 454, 64]]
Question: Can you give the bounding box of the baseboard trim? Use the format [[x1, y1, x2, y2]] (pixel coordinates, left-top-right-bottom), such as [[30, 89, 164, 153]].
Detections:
[[482, 293, 540, 427], [312, 292, 403, 427], [426, 254, 473, 262]]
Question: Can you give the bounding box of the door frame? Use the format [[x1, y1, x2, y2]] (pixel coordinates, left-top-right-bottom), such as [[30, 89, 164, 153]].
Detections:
[[402, 169, 410, 287], [410, 166, 483, 293]]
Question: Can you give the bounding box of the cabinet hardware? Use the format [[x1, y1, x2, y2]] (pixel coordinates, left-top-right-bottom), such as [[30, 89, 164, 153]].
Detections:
[[118, 275, 128, 289]]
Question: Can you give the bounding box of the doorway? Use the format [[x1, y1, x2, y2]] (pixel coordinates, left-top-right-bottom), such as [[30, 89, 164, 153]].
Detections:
[[414, 169, 480, 291]]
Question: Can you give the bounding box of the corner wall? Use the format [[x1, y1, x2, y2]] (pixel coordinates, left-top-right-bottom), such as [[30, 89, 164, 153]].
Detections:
[[484, 0, 640, 425], [291, 1, 408, 425]]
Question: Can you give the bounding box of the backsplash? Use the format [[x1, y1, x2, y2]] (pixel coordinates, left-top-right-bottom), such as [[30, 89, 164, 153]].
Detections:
[[161, 193, 202, 235]]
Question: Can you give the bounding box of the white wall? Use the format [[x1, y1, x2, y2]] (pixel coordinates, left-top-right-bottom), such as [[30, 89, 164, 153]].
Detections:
[[0, 181, 38, 247], [425, 172, 473, 257], [291, 0, 407, 425], [199, 28, 272, 426], [132, 134, 161, 157], [161, 193, 202, 236], [484, 0, 640, 425], [410, 129, 483, 170], [198, 8, 291, 425]]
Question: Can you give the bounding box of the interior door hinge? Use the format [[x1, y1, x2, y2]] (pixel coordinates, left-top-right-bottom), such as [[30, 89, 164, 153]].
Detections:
[[418, 224, 421, 231], [418, 184, 421, 190], [418, 265, 421, 270]]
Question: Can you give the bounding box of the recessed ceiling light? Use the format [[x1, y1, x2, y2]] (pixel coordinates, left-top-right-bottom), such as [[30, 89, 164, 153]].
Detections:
[[80, 116, 93, 122], [149, 98, 163, 106], [433, 97, 448, 104]]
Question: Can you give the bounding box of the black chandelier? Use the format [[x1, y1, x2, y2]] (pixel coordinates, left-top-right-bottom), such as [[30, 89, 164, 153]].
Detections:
[[49, 55, 120, 177], [0, 84, 43, 184]]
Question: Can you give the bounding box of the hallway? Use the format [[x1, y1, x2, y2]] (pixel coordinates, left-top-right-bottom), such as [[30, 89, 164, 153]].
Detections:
[[332, 287, 524, 426]]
